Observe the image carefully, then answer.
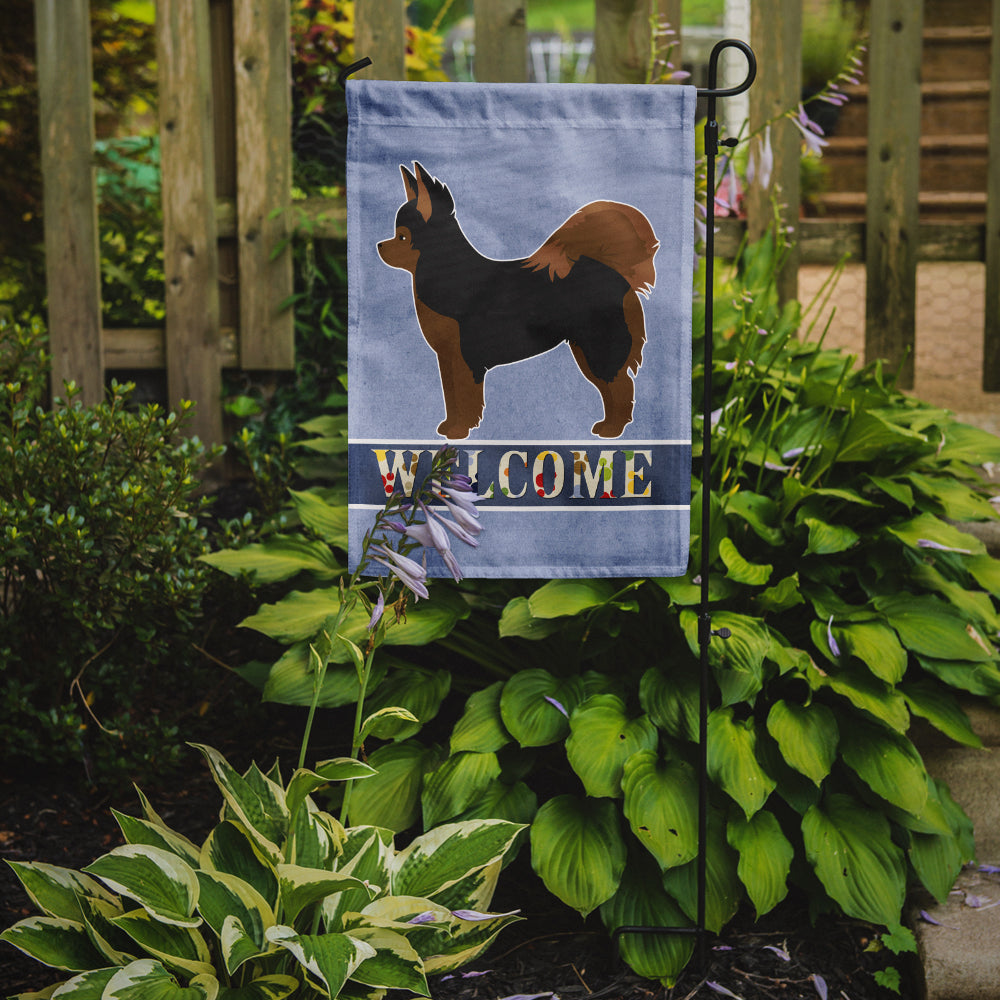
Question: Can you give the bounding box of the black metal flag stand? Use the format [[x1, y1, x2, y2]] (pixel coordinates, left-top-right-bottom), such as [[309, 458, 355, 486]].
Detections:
[[340, 38, 758, 974]]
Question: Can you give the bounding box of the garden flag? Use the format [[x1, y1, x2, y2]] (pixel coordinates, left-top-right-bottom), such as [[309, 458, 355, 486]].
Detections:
[[347, 80, 696, 577]]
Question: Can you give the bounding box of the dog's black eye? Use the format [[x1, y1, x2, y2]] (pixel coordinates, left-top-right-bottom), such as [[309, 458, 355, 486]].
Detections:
[[398, 233, 407, 241]]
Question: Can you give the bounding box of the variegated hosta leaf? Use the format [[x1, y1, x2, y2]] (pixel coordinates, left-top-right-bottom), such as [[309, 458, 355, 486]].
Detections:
[[200, 822, 278, 910], [565, 695, 658, 798], [78, 894, 136, 966], [529, 795, 626, 917], [765, 700, 838, 786], [391, 820, 524, 901], [277, 864, 375, 925], [727, 810, 793, 917], [285, 760, 375, 823], [214, 974, 300, 999], [499, 669, 585, 747], [421, 751, 501, 829], [110, 908, 214, 979], [195, 871, 274, 974], [0, 916, 107, 971], [112, 811, 202, 868], [102, 958, 218, 999], [83, 845, 200, 928], [4, 861, 118, 922], [802, 793, 906, 926], [424, 859, 501, 915], [323, 829, 393, 931], [621, 751, 699, 871], [288, 802, 343, 870], [661, 810, 742, 934], [599, 854, 694, 987], [43, 966, 118, 997], [421, 907, 523, 975], [265, 925, 375, 998], [450, 681, 511, 754], [706, 707, 776, 818], [345, 926, 429, 995], [190, 745, 287, 863]]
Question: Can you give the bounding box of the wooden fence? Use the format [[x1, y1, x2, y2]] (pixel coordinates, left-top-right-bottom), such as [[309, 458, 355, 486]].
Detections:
[[33, 0, 1000, 445]]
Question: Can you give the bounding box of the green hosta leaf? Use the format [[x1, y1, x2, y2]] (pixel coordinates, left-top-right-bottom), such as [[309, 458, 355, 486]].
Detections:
[[83, 846, 200, 928], [906, 472, 998, 522], [874, 594, 995, 662], [261, 643, 387, 709], [724, 490, 784, 545], [216, 975, 299, 1000], [718, 537, 772, 586], [265, 926, 375, 998], [809, 661, 910, 732], [935, 421, 1000, 464], [362, 667, 451, 740], [200, 535, 341, 584], [285, 759, 375, 823], [967, 553, 1000, 597], [421, 751, 502, 828], [103, 959, 218, 1000], [111, 908, 214, 977], [347, 740, 442, 832], [277, 865, 374, 925], [346, 926, 428, 994], [911, 562, 1000, 632], [288, 488, 349, 547], [565, 695, 658, 798], [680, 610, 770, 706], [909, 824, 965, 905], [451, 682, 511, 754], [200, 822, 278, 910], [765, 701, 838, 786], [195, 871, 273, 974], [866, 474, 914, 509], [112, 812, 201, 868], [886, 512, 985, 556], [835, 621, 907, 684], [621, 751, 698, 871], [0, 916, 107, 971], [707, 708, 776, 818], [803, 517, 859, 556], [802, 793, 906, 926], [839, 719, 929, 816], [5, 862, 118, 922], [497, 597, 564, 639], [727, 811, 793, 918], [661, 810, 741, 933], [835, 410, 927, 463], [755, 573, 804, 614], [393, 819, 524, 900], [599, 853, 694, 987], [360, 706, 421, 742], [499, 670, 584, 747], [453, 779, 538, 827], [527, 579, 616, 618], [916, 655, 1000, 697], [654, 572, 737, 606], [901, 680, 982, 748], [190, 746, 287, 862], [530, 795, 626, 917], [639, 664, 699, 742]]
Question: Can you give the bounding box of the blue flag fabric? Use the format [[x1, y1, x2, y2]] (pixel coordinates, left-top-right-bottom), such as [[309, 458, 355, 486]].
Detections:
[[347, 80, 696, 578]]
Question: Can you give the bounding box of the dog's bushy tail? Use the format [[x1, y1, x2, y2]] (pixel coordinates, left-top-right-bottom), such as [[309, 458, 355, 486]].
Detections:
[[524, 201, 659, 297]]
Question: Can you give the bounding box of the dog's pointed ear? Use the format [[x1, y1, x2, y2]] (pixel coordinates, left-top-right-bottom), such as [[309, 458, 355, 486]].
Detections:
[[413, 161, 454, 222], [400, 164, 418, 202]]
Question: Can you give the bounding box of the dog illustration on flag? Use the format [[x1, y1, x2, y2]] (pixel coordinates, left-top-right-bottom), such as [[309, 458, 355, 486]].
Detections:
[[377, 162, 659, 440]]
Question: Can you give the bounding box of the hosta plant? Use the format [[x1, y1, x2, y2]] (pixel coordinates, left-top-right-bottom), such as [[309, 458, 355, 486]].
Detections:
[[1, 743, 523, 999]]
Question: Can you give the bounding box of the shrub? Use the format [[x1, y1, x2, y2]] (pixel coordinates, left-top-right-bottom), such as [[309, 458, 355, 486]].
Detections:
[[0, 317, 219, 783], [1, 743, 524, 997]]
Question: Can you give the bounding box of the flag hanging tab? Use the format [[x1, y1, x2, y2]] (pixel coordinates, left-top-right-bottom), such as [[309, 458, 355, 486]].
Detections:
[[347, 80, 696, 578]]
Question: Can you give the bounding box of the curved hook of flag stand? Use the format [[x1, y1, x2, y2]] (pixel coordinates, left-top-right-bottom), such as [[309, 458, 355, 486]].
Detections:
[[612, 38, 756, 974], [339, 39, 758, 975]]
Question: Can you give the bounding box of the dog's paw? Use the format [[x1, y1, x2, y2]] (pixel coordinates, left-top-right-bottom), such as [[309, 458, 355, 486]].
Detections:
[[591, 418, 626, 439], [437, 420, 471, 439]]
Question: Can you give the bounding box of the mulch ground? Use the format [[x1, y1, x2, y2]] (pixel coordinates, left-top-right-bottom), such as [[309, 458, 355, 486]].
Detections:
[[1, 737, 913, 1000]]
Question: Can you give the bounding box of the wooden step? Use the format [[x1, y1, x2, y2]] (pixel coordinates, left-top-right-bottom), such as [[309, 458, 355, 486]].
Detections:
[[813, 190, 987, 222], [822, 134, 989, 193], [922, 25, 992, 83]]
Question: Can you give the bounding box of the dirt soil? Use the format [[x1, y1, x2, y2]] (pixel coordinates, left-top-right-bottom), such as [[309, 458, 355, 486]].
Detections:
[[1, 736, 913, 1000]]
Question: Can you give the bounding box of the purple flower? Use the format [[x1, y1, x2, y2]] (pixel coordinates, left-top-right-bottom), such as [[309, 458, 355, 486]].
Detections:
[[451, 908, 520, 921], [791, 104, 829, 156], [367, 591, 385, 631], [407, 911, 438, 925], [429, 503, 480, 547], [544, 695, 569, 718], [706, 983, 742, 999], [917, 538, 973, 554], [747, 125, 774, 190], [763, 944, 790, 961], [827, 615, 841, 658], [812, 974, 828, 1000], [371, 544, 429, 600]]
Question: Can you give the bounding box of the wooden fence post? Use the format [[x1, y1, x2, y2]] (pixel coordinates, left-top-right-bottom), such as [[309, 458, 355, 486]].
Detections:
[[865, 0, 923, 389], [34, 0, 104, 405], [983, 0, 1000, 390], [474, 0, 526, 83], [233, 0, 294, 369], [746, 0, 801, 305], [594, 0, 650, 84], [354, 0, 407, 80], [157, 0, 223, 445]]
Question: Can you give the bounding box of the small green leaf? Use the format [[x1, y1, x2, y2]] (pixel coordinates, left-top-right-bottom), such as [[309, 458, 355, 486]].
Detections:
[[200, 536, 341, 584], [499, 670, 584, 747], [707, 708, 776, 818], [421, 751, 502, 828], [727, 811, 793, 917], [839, 718, 929, 817], [765, 700, 838, 786], [718, 537, 772, 586], [450, 682, 511, 754], [527, 579, 616, 618], [803, 517, 859, 556]]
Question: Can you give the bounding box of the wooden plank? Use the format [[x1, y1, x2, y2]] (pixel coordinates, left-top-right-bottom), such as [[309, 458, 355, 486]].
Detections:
[[984, 0, 1000, 389], [233, 0, 294, 369], [864, 0, 923, 389], [747, 0, 802, 304], [474, 0, 526, 82], [157, 0, 223, 444], [34, 0, 103, 404], [102, 328, 238, 369], [594, 0, 649, 83], [354, 0, 406, 81]]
